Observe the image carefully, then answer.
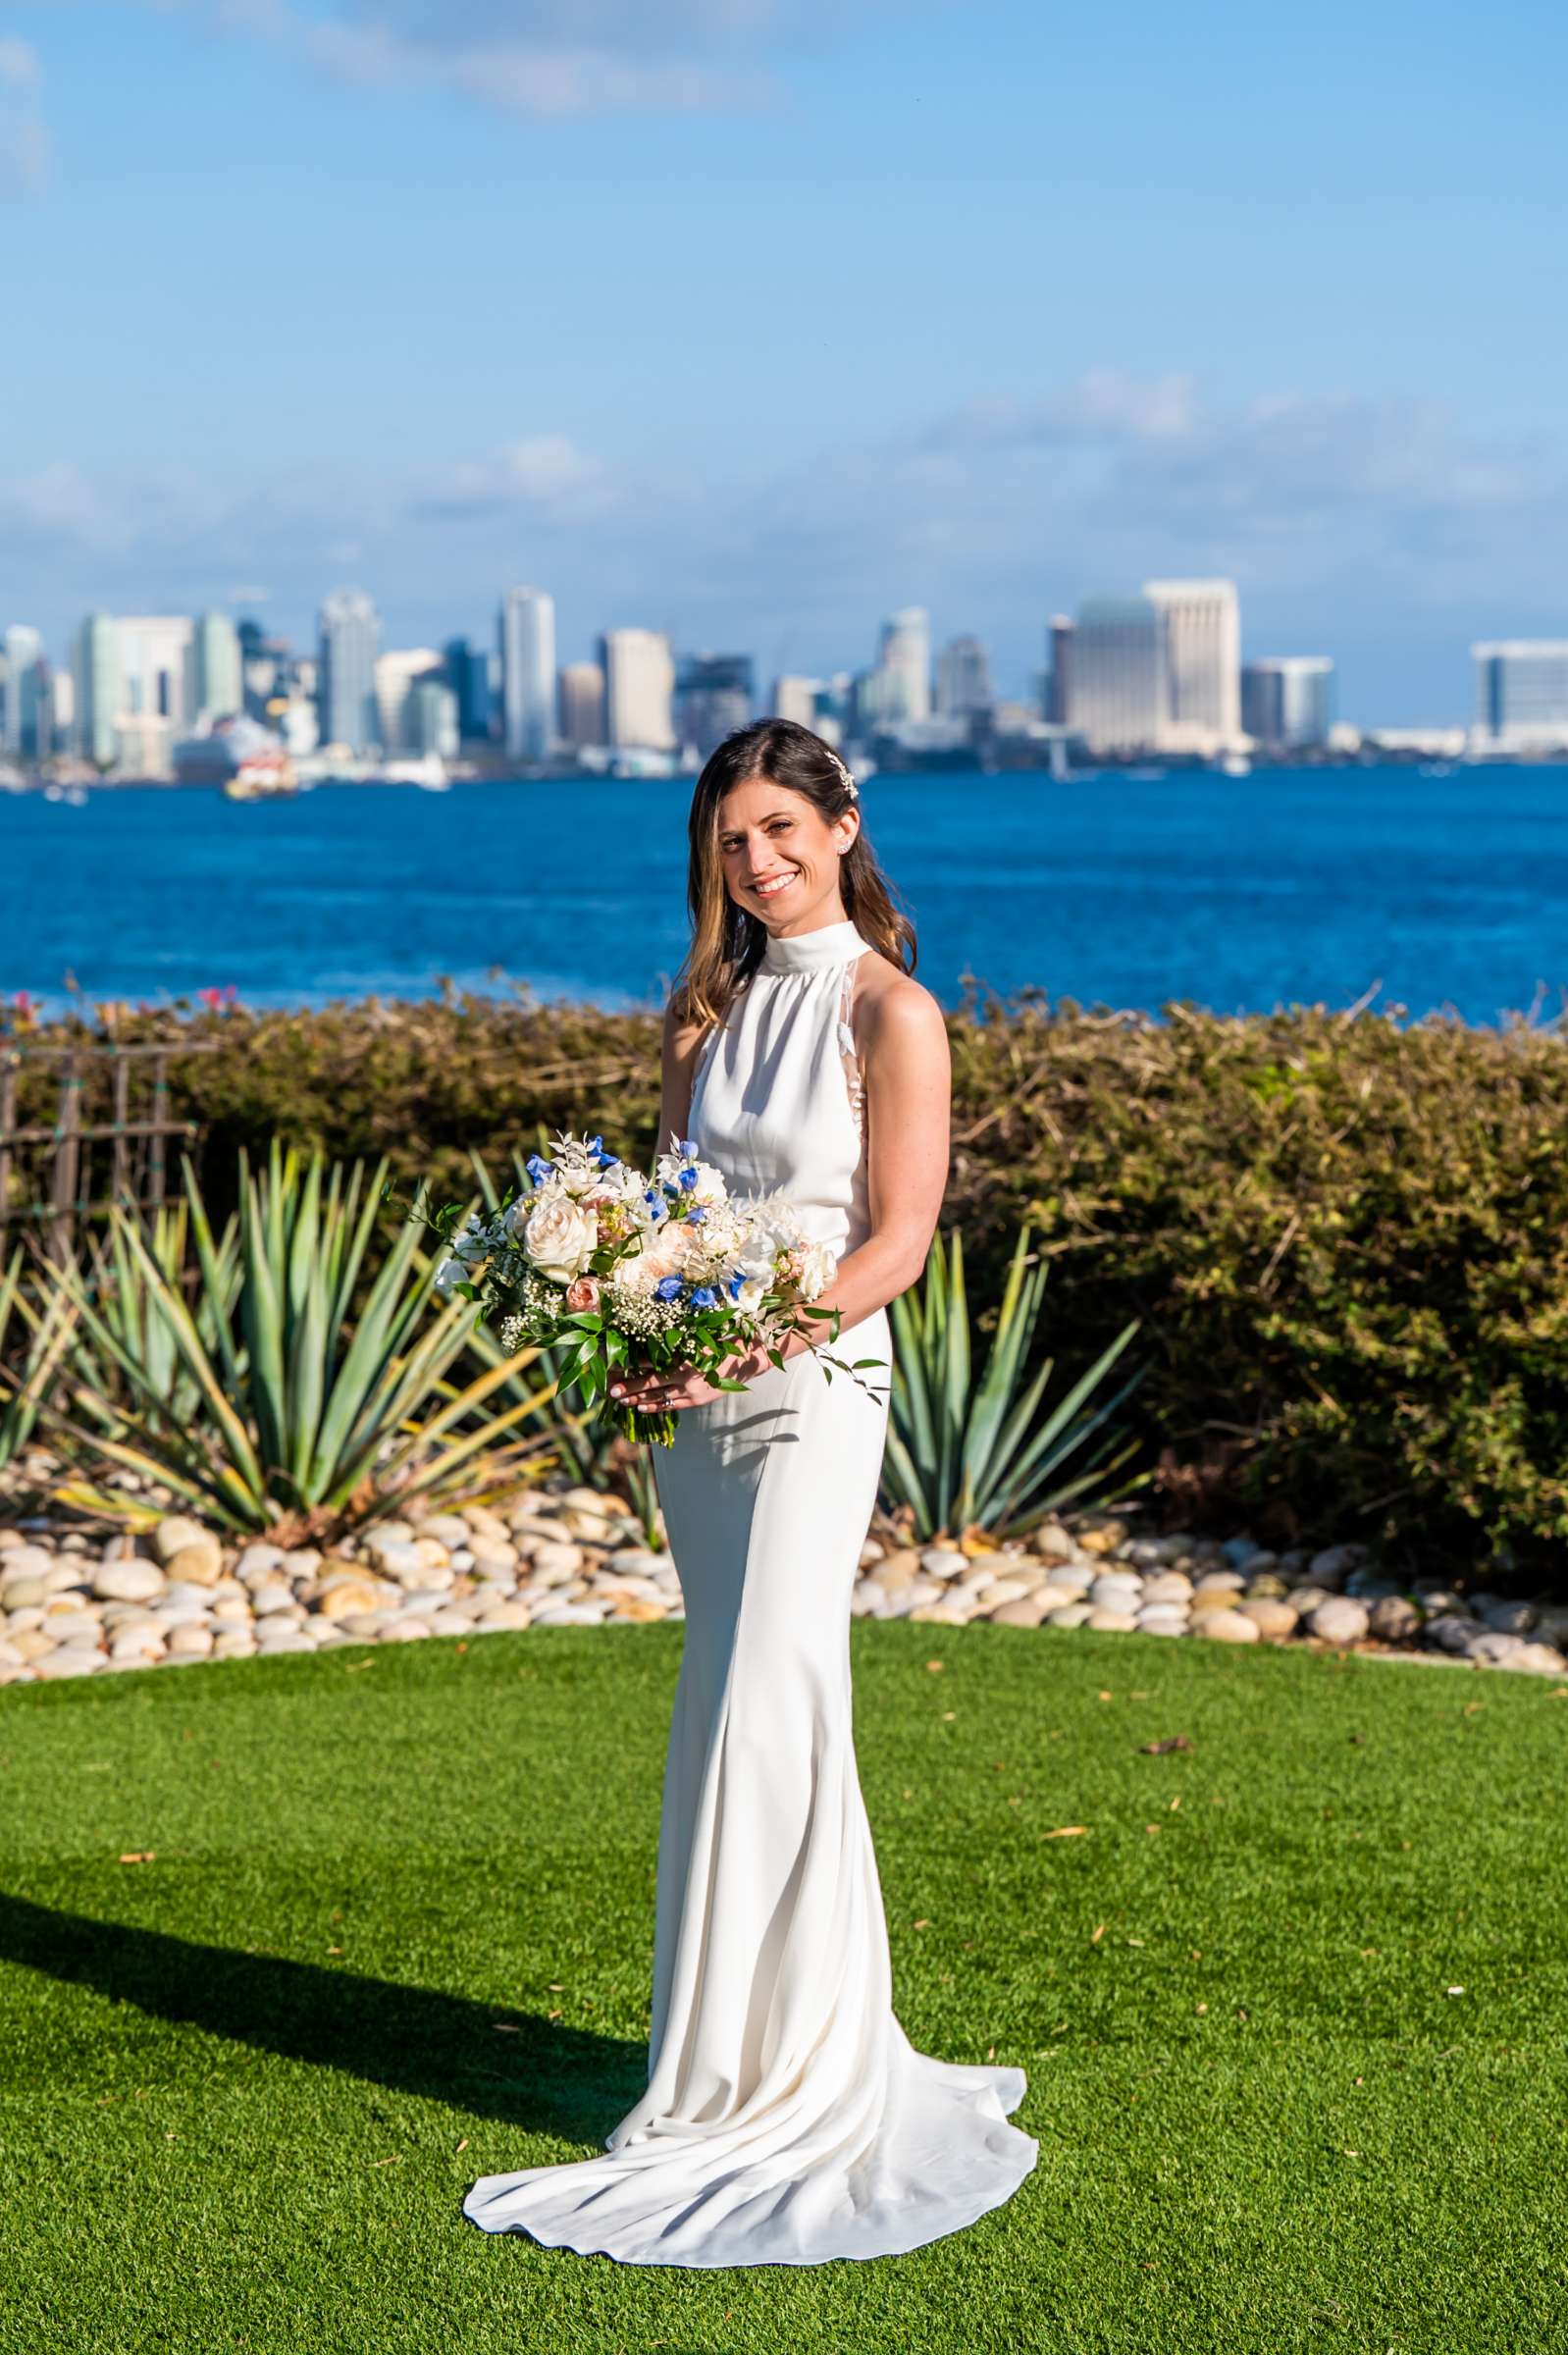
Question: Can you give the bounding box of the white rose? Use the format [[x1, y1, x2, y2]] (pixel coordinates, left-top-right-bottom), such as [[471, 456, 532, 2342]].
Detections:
[[797, 1241, 836, 1300], [433, 1254, 467, 1296], [521, 1194, 600, 1284]]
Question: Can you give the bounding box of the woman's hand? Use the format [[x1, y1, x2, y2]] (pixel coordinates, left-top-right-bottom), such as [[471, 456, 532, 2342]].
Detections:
[[610, 1342, 777, 1416]]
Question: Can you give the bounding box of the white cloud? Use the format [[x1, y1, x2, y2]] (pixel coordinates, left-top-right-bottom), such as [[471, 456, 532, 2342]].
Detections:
[[5, 372, 1565, 718]]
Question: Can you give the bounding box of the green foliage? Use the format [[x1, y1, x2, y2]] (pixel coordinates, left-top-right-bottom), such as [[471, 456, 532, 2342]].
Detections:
[[11, 988, 1568, 1581], [0, 1248, 77, 1479], [34, 1145, 559, 1537], [882, 1224, 1142, 1540]]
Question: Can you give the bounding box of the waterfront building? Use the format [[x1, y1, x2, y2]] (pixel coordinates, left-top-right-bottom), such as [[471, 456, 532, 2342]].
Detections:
[[1046, 616, 1074, 724], [772, 675, 824, 729], [934, 635, 992, 722], [1143, 579, 1241, 750], [408, 678, 460, 759], [116, 616, 195, 731], [317, 588, 381, 752], [444, 637, 494, 743], [374, 648, 444, 750], [191, 611, 242, 726], [1473, 641, 1568, 747], [1241, 656, 1334, 751], [113, 712, 175, 778], [499, 587, 556, 762], [2, 625, 44, 755], [675, 653, 754, 760], [599, 629, 676, 752], [874, 606, 931, 724], [1066, 595, 1167, 754], [72, 613, 123, 766], [557, 661, 606, 749]]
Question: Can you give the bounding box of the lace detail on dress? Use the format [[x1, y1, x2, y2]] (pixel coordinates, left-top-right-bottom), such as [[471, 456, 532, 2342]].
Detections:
[[836, 959, 865, 1145]]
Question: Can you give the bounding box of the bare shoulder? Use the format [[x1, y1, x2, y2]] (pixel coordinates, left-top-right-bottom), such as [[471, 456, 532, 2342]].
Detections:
[[662, 992, 709, 1067], [856, 957, 948, 1056]]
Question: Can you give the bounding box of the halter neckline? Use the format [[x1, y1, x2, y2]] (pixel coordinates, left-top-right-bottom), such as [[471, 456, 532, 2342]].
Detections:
[[758, 916, 870, 974]]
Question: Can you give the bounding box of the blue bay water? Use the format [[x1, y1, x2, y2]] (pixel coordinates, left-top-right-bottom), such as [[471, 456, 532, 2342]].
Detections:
[[3, 764, 1566, 1024]]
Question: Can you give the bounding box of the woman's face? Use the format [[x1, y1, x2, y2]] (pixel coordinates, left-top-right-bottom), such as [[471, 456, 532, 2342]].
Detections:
[[714, 776, 859, 928]]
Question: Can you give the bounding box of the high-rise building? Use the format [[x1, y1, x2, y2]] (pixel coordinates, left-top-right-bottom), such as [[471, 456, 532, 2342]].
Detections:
[[772, 676, 824, 729], [408, 678, 460, 759], [1142, 579, 1241, 749], [317, 588, 381, 752], [874, 606, 931, 724], [374, 648, 444, 750], [599, 629, 675, 752], [2, 625, 43, 755], [934, 635, 992, 721], [1046, 616, 1074, 724], [116, 616, 194, 729], [675, 654, 754, 759], [72, 613, 123, 766], [191, 612, 242, 725], [1241, 657, 1334, 751], [444, 637, 494, 743], [1473, 642, 1568, 743], [498, 587, 556, 763], [557, 662, 606, 749], [1067, 596, 1167, 754]]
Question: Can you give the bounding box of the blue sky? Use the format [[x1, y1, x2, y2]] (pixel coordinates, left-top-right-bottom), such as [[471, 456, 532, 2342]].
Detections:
[[2, 0, 1565, 718]]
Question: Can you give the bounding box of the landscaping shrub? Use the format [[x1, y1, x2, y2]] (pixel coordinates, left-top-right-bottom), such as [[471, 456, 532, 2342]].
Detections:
[[7, 987, 1568, 1585]]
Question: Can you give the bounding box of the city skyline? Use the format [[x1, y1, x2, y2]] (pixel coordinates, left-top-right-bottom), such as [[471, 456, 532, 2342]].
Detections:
[[1, 4, 1565, 721]]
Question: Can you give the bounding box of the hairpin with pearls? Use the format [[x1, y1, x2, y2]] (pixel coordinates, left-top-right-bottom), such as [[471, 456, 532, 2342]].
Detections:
[[828, 751, 859, 802]]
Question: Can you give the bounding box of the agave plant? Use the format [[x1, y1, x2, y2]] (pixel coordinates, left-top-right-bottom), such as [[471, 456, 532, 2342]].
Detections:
[[66, 1197, 242, 1434], [880, 1225, 1144, 1543], [0, 1247, 78, 1481], [37, 1145, 562, 1538]]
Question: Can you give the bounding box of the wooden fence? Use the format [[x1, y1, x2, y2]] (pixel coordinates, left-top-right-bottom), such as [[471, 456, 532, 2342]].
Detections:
[[0, 1041, 215, 1260]]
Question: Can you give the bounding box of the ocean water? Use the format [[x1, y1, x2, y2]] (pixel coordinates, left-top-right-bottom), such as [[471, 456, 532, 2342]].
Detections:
[[3, 764, 1567, 1025]]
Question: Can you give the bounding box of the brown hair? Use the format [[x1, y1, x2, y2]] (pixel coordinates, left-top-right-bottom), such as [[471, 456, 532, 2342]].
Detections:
[[670, 719, 916, 1029]]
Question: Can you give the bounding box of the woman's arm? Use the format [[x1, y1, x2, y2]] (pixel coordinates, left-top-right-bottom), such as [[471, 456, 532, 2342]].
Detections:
[[656, 996, 708, 1161], [612, 973, 949, 1411]]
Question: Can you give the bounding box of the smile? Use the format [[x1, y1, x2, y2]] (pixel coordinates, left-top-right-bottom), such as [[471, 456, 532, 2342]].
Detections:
[[751, 872, 797, 898]]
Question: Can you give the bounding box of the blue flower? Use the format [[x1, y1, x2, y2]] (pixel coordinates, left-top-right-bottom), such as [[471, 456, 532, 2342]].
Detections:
[[525, 1153, 553, 1184], [728, 1273, 745, 1298], [691, 1284, 718, 1309], [679, 1136, 698, 1157], [686, 1205, 706, 1223], [678, 1168, 699, 1189], [654, 1275, 685, 1302]]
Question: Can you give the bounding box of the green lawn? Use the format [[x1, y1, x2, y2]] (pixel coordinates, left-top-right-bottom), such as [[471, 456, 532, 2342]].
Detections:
[[1, 1624, 1565, 2355]]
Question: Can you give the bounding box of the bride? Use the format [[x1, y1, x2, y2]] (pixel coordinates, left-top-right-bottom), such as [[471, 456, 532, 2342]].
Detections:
[[462, 718, 1038, 2266]]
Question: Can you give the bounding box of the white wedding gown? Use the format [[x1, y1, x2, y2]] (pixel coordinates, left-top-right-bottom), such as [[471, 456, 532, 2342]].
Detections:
[[462, 915, 1038, 2266]]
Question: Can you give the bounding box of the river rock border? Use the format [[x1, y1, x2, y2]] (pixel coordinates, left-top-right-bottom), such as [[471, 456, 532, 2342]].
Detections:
[[1, 1497, 1565, 1684]]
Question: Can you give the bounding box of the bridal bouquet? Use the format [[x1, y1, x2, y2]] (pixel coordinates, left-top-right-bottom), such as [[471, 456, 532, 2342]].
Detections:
[[420, 1130, 884, 1446]]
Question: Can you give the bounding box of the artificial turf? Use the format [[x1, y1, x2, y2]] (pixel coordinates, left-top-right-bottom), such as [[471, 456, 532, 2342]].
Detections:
[[0, 1622, 1564, 2354]]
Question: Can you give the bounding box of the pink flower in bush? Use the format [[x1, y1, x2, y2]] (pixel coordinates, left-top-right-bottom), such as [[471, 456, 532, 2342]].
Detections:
[[564, 1276, 601, 1312]]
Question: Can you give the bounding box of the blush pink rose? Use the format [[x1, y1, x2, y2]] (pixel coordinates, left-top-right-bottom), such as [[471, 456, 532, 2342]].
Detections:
[[564, 1276, 601, 1312]]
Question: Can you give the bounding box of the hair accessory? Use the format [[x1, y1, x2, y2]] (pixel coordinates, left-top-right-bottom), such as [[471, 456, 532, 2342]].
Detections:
[[828, 750, 859, 802]]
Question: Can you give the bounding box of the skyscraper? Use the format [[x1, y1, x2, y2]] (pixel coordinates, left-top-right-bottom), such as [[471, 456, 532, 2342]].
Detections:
[[2, 625, 43, 755], [317, 588, 381, 753], [557, 662, 606, 749], [875, 606, 931, 724], [1473, 642, 1568, 744], [675, 654, 754, 759], [1241, 657, 1334, 751], [116, 616, 194, 728], [498, 587, 557, 763], [772, 676, 824, 729], [1046, 616, 1074, 724], [72, 613, 123, 766], [191, 612, 242, 725], [1142, 579, 1242, 749], [600, 630, 676, 752], [444, 637, 494, 743], [1067, 596, 1166, 754], [934, 635, 992, 721], [374, 648, 444, 750]]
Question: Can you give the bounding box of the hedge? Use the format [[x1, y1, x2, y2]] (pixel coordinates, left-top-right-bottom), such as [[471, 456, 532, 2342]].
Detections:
[[7, 989, 1567, 1586]]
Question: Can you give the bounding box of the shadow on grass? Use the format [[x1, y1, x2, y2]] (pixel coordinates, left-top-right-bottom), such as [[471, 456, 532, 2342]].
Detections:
[[0, 1891, 645, 2145]]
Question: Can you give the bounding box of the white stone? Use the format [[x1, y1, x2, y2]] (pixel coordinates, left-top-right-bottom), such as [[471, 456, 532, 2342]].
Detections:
[[1305, 1596, 1371, 1645], [1084, 1607, 1139, 1632], [919, 1548, 969, 1580], [235, 1543, 288, 1579], [167, 1624, 215, 1658], [1194, 1609, 1259, 1644], [34, 1647, 104, 1678], [1045, 1602, 1093, 1628]]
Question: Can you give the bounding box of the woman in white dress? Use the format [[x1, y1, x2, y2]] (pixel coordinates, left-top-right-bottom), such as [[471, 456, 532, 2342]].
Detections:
[[463, 719, 1038, 2266]]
